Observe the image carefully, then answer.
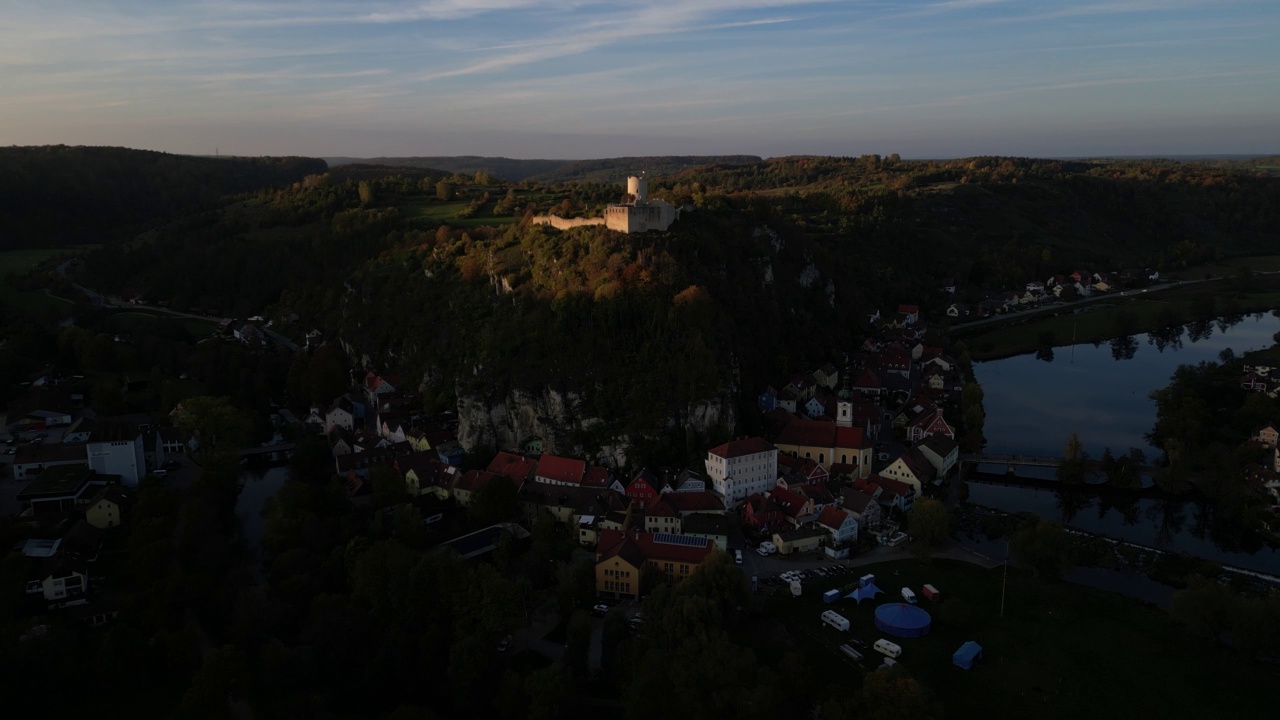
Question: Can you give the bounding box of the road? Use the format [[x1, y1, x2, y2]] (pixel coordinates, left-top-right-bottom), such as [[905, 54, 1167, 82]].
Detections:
[[56, 260, 299, 352]]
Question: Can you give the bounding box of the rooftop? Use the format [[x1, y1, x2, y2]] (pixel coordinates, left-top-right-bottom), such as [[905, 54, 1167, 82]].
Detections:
[[16, 464, 95, 501]]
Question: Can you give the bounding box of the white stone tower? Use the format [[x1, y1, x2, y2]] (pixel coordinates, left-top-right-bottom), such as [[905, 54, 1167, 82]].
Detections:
[[626, 175, 648, 204]]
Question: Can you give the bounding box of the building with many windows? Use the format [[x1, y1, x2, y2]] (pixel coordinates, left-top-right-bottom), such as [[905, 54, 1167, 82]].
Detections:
[[595, 528, 715, 598], [705, 437, 777, 505]]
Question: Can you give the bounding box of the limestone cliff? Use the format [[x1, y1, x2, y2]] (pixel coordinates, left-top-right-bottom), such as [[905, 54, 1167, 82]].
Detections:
[[455, 384, 736, 467]]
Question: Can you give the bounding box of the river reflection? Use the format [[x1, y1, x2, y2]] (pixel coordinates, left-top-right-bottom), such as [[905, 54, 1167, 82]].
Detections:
[[974, 312, 1280, 458], [968, 481, 1280, 573]]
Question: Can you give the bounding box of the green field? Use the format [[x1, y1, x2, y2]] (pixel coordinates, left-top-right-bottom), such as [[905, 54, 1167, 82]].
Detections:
[[0, 246, 95, 315], [961, 283, 1280, 359], [762, 559, 1272, 719]]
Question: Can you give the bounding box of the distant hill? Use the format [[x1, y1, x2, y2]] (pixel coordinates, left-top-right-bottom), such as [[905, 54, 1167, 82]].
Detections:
[[0, 146, 327, 249], [322, 155, 761, 183]]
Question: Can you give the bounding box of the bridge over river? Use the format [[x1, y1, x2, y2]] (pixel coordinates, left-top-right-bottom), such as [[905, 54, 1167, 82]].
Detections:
[[960, 453, 1157, 473]]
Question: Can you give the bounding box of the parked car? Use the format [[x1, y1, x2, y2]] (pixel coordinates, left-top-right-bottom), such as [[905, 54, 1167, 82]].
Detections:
[[496, 635, 511, 652], [591, 603, 609, 617]]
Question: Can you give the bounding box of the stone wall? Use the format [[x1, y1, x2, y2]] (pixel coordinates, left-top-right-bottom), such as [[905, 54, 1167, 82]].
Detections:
[[530, 214, 606, 230]]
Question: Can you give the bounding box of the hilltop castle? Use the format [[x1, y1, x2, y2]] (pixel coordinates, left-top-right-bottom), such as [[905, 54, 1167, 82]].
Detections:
[[532, 175, 680, 234]]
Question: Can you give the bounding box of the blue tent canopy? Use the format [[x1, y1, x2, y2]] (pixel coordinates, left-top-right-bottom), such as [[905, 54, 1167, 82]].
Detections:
[[874, 603, 932, 638], [953, 641, 983, 670], [845, 583, 884, 604]]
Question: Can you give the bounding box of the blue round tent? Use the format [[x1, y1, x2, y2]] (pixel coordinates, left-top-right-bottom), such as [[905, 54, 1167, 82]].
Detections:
[[874, 603, 932, 638]]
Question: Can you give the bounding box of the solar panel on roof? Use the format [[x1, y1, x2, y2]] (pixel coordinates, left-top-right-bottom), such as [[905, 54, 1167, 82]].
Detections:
[[653, 532, 707, 547]]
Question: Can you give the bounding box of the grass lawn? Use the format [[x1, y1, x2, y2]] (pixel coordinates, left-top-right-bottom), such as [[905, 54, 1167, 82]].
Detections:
[[963, 283, 1280, 359], [400, 199, 518, 227], [762, 559, 1273, 719], [0, 246, 95, 315]]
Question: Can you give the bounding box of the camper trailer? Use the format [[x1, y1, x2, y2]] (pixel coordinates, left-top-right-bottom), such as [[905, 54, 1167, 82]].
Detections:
[[901, 587, 917, 604], [922, 584, 941, 601], [821, 610, 850, 632], [858, 573, 876, 588], [874, 639, 902, 658], [822, 589, 841, 604], [790, 580, 803, 597]]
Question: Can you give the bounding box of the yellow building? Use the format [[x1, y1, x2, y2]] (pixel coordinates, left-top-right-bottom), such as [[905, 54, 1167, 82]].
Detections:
[[85, 485, 127, 530], [774, 419, 872, 477], [595, 528, 714, 597]]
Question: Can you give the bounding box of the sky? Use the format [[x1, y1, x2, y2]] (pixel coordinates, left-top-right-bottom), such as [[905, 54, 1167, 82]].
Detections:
[[1, 0, 1278, 159]]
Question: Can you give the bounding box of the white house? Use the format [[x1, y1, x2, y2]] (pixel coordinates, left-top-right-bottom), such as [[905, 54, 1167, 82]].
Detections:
[[325, 395, 355, 435], [917, 434, 960, 478], [705, 437, 777, 504]]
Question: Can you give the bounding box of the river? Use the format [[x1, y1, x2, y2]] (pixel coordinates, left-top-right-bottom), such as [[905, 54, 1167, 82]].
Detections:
[[969, 312, 1280, 576], [235, 465, 289, 582]]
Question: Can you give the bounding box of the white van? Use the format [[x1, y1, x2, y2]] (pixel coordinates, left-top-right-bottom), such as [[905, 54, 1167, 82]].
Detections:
[[821, 610, 850, 632], [734, 550, 743, 565], [873, 639, 902, 658], [758, 541, 777, 555], [901, 587, 917, 604]]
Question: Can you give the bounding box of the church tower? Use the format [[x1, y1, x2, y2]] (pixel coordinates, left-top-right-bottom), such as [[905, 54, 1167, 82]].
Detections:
[[836, 353, 853, 428]]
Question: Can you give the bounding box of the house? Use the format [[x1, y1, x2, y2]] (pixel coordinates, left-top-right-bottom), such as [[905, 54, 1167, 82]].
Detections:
[[916, 434, 960, 477], [757, 386, 778, 412], [773, 419, 872, 476], [872, 475, 917, 511], [1242, 373, 1269, 393], [776, 454, 830, 486], [1026, 281, 1046, 294], [907, 408, 955, 443], [840, 487, 884, 529], [881, 449, 936, 494], [328, 429, 353, 457], [705, 437, 777, 504], [15, 465, 106, 516], [769, 487, 816, 527], [740, 492, 787, 532], [61, 520, 103, 562], [453, 470, 500, 508], [814, 363, 840, 390], [681, 513, 731, 551], [795, 482, 835, 512], [535, 454, 586, 486], [804, 396, 827, 419], [325, 395, 356, 434], [85, 485, 128, 529], [665, 469, 707, 493], [850, 369, 882, 397], [771, 527, 827, 555], [897, 305, 920, 325], [30, 554, 89, 604], [644, 496, 682, 534], [922, 368, 947, 391], [816, 506, 859, 545], [398, 452, 458, 498], [946, 302, 970, 318], [595, 528, 715, 597], [941, 278, 956, 294], [1019, 291, 1040, 305], [363, 372, 400, 405], [582, 465, 612, 488], [663, 491, 725, 516], [777, 386, 799, 413], [1252, 424, 1280, 448]]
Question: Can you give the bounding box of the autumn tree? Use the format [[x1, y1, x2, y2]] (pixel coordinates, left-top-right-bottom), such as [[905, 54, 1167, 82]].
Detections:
[[907, 498, 950, 559]]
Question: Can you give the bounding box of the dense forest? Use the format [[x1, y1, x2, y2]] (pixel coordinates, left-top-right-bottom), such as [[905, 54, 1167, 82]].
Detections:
[[76, 154, 1280, 461], [0, 146, 326, 248]]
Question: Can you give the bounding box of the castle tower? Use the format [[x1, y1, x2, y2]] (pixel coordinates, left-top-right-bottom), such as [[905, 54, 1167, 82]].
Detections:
[[626, 175, 648, 204]]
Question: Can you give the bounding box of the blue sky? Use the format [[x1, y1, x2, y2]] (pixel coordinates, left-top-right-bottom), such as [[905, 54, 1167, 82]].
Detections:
[[1, 0, 1277, 158]]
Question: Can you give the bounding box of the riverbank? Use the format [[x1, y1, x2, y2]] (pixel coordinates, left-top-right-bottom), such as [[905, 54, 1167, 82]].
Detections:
[[956, 278, 1280, 361]]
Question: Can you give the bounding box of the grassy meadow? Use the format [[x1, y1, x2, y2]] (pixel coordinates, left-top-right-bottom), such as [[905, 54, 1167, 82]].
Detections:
[[759, 558, 1272, 720]]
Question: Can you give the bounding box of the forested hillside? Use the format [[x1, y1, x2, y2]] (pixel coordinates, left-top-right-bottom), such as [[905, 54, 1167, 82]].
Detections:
[[0, 146, 326, 248], [77, 155, 1280, 459]]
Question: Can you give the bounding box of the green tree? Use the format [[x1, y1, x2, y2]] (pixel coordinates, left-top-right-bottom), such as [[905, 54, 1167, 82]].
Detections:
[[171, 395, 250, 474], [907, 498, 950, 559], [1011, 519, 1075, 579], [1057, 430, 1087, 484], [563, 609, 593, 678], [859, 666, 943, 720]]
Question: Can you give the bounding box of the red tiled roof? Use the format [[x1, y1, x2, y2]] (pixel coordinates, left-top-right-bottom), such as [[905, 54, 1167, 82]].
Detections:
[[775, 419, 837, 448], [769, 487, 808, 517], [663, 492, 725, 513], [487, 451, 537, 483], [829, 462, 857, 477], [852, 370, 881, 389], [817, 505, 851, 530], [536, 454, 585, 484], [834, 426, 871, 450], [647, 497, 678, 517], [596, 530, 647, 570], [897, 304, 919, 314], [841, 488, 877, 513], [455, 469, 499, 494], [582, 466, 611, 488], [708, 436, 775, 459], [875, 475, 914, 497]]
